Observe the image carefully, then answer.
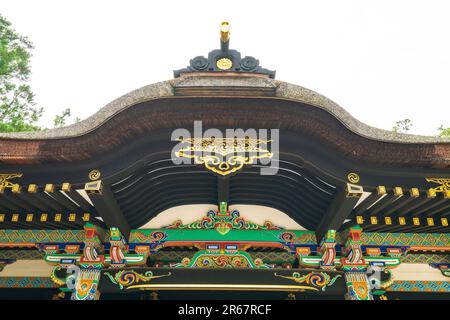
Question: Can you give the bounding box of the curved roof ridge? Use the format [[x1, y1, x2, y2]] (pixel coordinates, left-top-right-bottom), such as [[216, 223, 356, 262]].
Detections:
[[275, 81, 450, 144], [0, 76, 448, 145]]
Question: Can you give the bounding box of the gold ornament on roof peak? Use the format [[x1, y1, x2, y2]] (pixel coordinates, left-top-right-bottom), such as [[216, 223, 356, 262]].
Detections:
[[216, 57, 233, 70]]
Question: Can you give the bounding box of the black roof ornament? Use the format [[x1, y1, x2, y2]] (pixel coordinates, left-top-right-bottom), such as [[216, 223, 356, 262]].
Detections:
[[174, 22, 275, 78]]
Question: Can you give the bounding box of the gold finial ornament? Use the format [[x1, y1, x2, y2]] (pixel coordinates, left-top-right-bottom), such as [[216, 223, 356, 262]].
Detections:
[[220, 22, 230, 43], [216, 57, 233, 70], [89, 170, 101, 181]]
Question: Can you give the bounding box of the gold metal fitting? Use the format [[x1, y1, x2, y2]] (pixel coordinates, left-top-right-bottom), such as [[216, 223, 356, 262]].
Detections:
[[44, 184, 54, 193], [346, 183, 363, 198], [85, 180, 103, 195], [11, 184, 21, 193], [220, 22, 230, 42], [88, 170, 101, 181], [347, 172, 360, 184], [410, 188, 420, 197], [426, 188, 437, 198], [28, 184, 38, 193], [377, 186, 386, 196], [394, 187, 403, 197], [61, 183, 71, 192]]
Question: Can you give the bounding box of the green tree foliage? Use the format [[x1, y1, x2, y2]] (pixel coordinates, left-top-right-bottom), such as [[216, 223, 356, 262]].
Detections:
[[0, 15, 78, 132], [0, 14, 43, 132], [392, 118, 413, 133], [53, 108, 71, 128], [438, 125, 450, 137]]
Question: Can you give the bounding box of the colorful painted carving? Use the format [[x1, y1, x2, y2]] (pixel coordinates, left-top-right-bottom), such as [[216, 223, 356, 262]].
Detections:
[[320, 230, 337, 270], [0, 277, 57, 288], [274, 271, 342, 292], [360, 232, 449, 247], [0, 229, 85, 244], [104, 270, 171, 290], [345, 271, 373, 300], [171, 250, 272, 269], [165, 209, 281, 235], [386, 280, 450, 292]]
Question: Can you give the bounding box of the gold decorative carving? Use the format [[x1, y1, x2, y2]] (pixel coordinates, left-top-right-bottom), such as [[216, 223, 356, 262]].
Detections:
[[0, 173, 22, 189], [347, 172, 360, 184], [426, 178, 450, 193], [175, 137, 273, 176], [216, 57, 232, 70], [89, 170, 101, 181]]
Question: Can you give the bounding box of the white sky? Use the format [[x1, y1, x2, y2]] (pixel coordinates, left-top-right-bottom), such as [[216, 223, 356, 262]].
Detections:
[[1, 0, 449, 136]]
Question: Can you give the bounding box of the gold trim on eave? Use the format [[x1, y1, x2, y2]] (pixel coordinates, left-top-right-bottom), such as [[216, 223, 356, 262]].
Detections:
[[175, 138, 273, 176], [0, 173, 23, 189], [426, 178, 450, 193]]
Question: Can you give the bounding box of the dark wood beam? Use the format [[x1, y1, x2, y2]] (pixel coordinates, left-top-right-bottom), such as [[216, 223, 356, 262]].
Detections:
[[84, 180, 130, 239], [217, 177, 229, 205], [44, 184, 80, 211], [28, 184, 66, 212], [316, 183, 363, 242], [0, 186, 35, 211], [352, 186, 386, 215], [62, 183, 95, 212]]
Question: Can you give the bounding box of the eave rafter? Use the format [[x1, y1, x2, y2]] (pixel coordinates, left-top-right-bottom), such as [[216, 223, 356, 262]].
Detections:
[[0, 178, 100, 230], [351, 184, 450, 233], [316, 183, 364, 241], [84, 180, 130, 239]]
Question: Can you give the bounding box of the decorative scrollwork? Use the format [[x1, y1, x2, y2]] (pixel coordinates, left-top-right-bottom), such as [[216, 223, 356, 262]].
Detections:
[[240, 56, 259, 71], [426, 178, 450, 193], [274, 271, 342, 292], [0, 173, 22, 189], [190, 56, 209, 71], [88, 170, 101, 181], [175, 137, 273, 176], [165, 209, 281, 235], [104, 270, 171, 290], [347, 172, 360, 184], [150, 231, 167, 241]]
